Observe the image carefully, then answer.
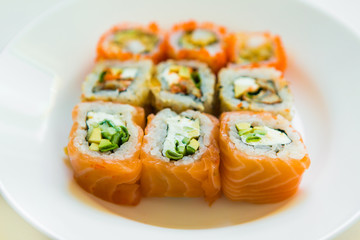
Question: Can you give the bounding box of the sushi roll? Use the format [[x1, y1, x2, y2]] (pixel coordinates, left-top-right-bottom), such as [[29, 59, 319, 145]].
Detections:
[[67, 102, 145, 205], [82, 60, 153, 108], [166, 21, 227, 72], [226, 32, 287, 71], [219, 111, 310, 203], [150, 60, 216, 114], [96, 22, 166, 63], [140, 108, 221, 204], [218, 67, 293, 120]]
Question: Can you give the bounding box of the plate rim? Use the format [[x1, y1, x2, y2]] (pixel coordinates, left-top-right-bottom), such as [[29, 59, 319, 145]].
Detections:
[[1, 0, 360, 239]]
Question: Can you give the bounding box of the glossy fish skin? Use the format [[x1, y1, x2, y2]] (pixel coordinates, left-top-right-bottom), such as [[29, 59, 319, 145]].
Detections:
[[140, 113, 221, 204], [219, 111, 310, 203], [67, 103, 144, 205]]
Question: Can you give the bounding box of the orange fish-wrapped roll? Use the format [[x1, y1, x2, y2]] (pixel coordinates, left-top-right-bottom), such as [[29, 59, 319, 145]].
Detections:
[[226, 32, 287, 72], [166, 21, 227, 73], [96, 22, 166, 63], [219, 111, 310, 203], [67, 102, 145, 205], [140, 108, 221, 204]]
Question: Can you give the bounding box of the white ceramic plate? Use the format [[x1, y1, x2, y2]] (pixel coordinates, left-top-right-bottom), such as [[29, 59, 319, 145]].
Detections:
[[1, 0, 360, 239]]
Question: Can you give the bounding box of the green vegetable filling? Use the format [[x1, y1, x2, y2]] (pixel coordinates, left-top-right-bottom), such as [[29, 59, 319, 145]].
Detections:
[[98, 71, 106, 83], [165, 150, 183, 160], [186, 139, 200, 155], [99, 139, 118, 152], [86, 112, 130, 153], [235, 122, 291, 146], [236, 122, 266, 143], [162, 116, 201, 160]]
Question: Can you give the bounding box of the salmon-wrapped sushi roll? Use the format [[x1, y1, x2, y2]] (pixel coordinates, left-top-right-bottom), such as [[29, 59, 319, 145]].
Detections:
[[96, 22, 166, 63], [219, 111, 310, 203], [150, 60, 215, 114], [166, 21, 227, 72], [82, 60, 153, 108], [67, 102, 145, 205], [218, 67, 293, 120], [226, 32, 287, 71], [140, 109, 221, 204]]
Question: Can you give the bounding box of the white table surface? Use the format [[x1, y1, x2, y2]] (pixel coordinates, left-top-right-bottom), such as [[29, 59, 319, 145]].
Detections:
[[0, 0, 359, 239]]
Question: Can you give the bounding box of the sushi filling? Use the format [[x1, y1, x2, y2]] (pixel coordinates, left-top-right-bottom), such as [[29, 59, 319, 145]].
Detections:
[[233, 76, 282, 104], [111, 29, 159, 54], [162, 116, 201, 160], [179, 29, 218, 49], [86, 111, 130, 152], [237, 34, 274, 64], [92, 67, 138, 93], [235, 122, 291, 149], [161, 65, 202, 98]]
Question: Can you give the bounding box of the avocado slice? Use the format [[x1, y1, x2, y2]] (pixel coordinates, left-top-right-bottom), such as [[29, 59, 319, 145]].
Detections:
[[184, 119, 200, 138], [235, 122, 251, 131], [238, 128, 252, 136], [187, 129, 200, 138], [234, 82, 249, 98], [179, 66, 191, 79], [186, 139, 200, 155], [89, 143, 100, 151], [88, 127, 102, 143], [234, 77, 259, 98], [99, 139, 112, 148], [193, 119, 200, 129], [98, 139, 118, 152]]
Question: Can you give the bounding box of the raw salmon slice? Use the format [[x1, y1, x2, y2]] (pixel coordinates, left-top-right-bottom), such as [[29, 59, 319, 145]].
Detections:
[[140, 109, 221, 204], [67, 102, 144, 205], [219, 111, 310, 203]]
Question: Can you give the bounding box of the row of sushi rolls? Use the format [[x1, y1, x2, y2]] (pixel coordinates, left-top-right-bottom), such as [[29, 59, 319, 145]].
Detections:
[[67, 21, 310, 206]]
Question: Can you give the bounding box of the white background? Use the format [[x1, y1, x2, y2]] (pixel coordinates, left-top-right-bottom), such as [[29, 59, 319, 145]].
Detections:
[[0, 0, 359, 239]]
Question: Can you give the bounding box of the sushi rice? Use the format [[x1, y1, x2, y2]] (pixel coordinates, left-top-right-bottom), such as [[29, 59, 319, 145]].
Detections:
[[218, 67, 293, 120], [82, 60, 153, 108], [151, 60, 215, 114]]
